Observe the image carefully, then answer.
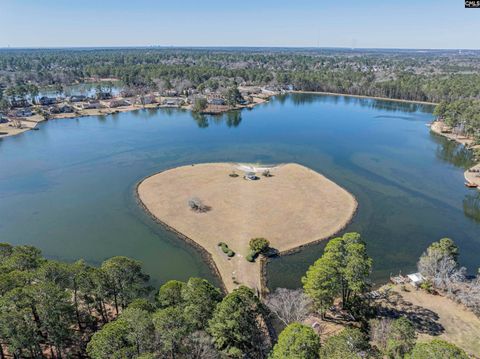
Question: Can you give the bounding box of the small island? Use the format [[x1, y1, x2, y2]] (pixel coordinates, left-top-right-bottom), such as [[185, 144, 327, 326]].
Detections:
[[137, 163, 357, 292]]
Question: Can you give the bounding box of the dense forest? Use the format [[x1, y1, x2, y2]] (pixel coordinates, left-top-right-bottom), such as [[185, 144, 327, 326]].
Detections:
[[434, 99, 480, 140], [1, 48, 480, 102], [0, 233, 476, 358]]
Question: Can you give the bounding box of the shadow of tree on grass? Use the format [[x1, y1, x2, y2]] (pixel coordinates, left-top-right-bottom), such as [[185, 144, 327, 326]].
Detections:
[[374, 291, 444, 336]]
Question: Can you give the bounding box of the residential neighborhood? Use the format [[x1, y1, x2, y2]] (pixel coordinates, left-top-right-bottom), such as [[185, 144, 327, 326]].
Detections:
[[0, 83, 287, 137]]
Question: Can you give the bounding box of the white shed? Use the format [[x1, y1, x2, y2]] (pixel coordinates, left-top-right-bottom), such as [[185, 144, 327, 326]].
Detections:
[[407, 272, 425, 286]]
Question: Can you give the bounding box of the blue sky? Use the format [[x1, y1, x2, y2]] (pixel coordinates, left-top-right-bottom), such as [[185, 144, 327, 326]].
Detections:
[[0, 0, 478, 49]]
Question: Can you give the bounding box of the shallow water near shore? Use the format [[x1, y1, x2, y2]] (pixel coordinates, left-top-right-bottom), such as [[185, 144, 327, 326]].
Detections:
[[1, 94, 479, 289]]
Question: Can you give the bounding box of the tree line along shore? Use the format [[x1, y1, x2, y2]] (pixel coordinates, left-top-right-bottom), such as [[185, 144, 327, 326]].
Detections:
[[430, 118, 480, 189], [1, 47, 480, 141], [0, 235, 478, 358]]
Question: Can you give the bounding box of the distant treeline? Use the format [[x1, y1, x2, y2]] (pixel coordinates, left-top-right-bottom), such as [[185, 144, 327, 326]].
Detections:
[[0, 48, 479, 101], [434, 99, 480, 140], [1, 48, 480, 139]]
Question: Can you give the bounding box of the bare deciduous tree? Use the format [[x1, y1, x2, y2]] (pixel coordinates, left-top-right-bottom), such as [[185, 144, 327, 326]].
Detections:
[[265, 288, 312, 326], [175, 79, 193, 94], [418, 248, 442, 278], [434, 257, 465, 293], [455, 277, 480, 317], [11, 119, 22, 128], [418, 252, 465, 294], [182, 331, 220, 359], [418, 240, 480, 318], [369, 318, 392, 353], [188, 197, 209, 213]]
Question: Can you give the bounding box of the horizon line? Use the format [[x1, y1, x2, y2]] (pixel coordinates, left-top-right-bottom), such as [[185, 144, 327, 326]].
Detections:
[[0, 45, 479, 52]]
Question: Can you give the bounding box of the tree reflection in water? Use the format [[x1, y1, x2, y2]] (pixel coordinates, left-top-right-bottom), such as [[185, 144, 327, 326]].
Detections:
[[464, 191, 480, 223], [191, 112, 209, 128], [431, 133, 480, 224], [285, 93, 434, 113], [432, 134, 476, 170], [191, 111, 242, 128]]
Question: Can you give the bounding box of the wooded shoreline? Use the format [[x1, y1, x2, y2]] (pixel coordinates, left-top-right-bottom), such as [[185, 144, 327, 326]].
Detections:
[[1, 90, 438, 140], [430, 120, 480, 189]]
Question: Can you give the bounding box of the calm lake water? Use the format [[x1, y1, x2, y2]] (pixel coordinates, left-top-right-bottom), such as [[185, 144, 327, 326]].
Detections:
[[1, 94, 479, 289]]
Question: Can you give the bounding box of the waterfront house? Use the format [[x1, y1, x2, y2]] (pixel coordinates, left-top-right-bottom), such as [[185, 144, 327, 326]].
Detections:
[[96, 92, 112, 100], [14, 108, 33, 117], [135, 94, 157, 105], [162, 98, 184, 107], [100, 99, 130, 108], [38, 96, 57, 106], [68, 95, 87, 103], [58, 104, 74, 113], [120, 89, 136, 98], [48, 106, 61, 114], [77, 101, 100, 110], [261, 86, 278, 95], [163, 89, 178, 97], [208, 98, 226, 106], [9, 99, 30, 108]]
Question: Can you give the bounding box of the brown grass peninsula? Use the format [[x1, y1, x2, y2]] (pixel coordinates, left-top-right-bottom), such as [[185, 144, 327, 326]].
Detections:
[[137, 163, 357, 292]]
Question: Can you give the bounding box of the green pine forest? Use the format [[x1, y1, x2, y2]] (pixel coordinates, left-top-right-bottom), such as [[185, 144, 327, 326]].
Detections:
[[0, 233, 473, 358]]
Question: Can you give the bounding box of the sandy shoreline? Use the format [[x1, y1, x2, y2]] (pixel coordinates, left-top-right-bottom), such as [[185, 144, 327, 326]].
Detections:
[[0, 114, 47, 137], [430, 120, 475, 147], [464, 164, 480, 188], [137, 163, 357, 293]]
